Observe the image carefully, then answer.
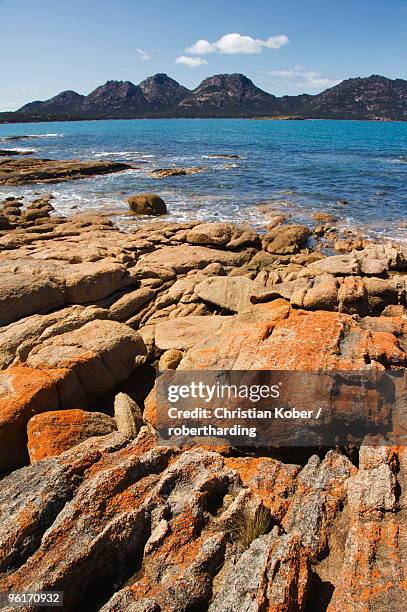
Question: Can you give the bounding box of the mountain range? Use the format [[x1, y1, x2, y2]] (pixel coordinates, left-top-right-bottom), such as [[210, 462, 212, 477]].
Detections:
[[2, 73, 407, 122]]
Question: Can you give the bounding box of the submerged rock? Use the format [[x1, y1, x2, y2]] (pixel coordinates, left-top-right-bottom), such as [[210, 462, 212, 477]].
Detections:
[[150, 167, 203, 178], [0, 149, 33, 157], [206, 154, 242, 159]]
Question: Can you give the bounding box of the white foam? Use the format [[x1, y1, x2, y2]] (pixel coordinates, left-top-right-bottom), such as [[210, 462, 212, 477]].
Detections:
[[93, 151, 156, 164], [2, 147, 37, 154]]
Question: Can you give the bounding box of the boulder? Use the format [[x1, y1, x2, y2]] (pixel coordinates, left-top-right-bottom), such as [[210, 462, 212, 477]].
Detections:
[[178, 300, 292, 370], [114, 392, 144, 438], [0, 366, 61, 473], [282, 451, 356, 558], [158, 349, 183, 370], [311, 212, 338, 223], [0, 440, 172, 609], [109, 287, 156, 321], [252, 274, 405, 316], [209, 532, 309, 612], [0, 305, 110, 370], [0, 258, 138, 326], [0, 320, 146, 472], [0, 433, 128, 573], [0, 214, 12, 229], [262, 225, 310, 254], [328, 442, 406, 610], [22, 208, 50, 222], [27, 409, 117, 462], [128, 194, 167, 216], [2, 206, 21, 217], [25, 319, 147, 406], [185, 223, 259, 249], [299, 253, 361, 277]]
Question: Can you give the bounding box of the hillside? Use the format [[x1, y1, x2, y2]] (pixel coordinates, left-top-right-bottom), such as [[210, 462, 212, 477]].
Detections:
[[3, 73, 407, 122]]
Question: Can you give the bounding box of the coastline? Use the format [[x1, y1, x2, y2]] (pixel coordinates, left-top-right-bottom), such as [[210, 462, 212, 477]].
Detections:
[[1, 114, 406, 125], [0, 124, 406, 608]]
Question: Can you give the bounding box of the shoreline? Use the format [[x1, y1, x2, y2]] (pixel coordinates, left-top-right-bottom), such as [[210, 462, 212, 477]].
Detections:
[[1, 115, 407, 125]]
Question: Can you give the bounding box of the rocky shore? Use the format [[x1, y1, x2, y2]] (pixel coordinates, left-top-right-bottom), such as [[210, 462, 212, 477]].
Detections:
[[0, 157, 133, 186], [0, 195, 406, 610]]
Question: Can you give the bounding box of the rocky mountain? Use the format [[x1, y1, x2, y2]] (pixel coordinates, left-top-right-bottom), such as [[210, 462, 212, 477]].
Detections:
[[81, 80, 147, 115], [177, 73, 279, 116], [307, 75, 407, 120], [6, 73, 407, 121], [139, 73, 190, 111], [18, 90, 86, 115]]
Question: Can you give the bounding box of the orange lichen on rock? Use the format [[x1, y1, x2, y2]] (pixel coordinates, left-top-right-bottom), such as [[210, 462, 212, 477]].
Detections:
[[27, 409, 117, 462], [0, 365, 64, 472]]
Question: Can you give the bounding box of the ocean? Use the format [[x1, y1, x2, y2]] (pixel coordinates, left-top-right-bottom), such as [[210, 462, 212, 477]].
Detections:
[[1, 118, 406, 240]]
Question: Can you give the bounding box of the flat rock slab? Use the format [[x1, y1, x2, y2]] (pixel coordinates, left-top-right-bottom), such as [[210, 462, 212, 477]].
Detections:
[[0, 157, 132, 185], [0, 258, 137, 326], [136, 245, 252, 275], [299, 243, 407, 278], [180, 308, 407, 371], [194, 276, 255, 312], [155, 316, 232, 351]]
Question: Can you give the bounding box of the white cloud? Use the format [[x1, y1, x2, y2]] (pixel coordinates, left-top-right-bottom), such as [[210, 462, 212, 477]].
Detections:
[[176, 55, 208, 68], [137, 48, 151, 61], [268, 67, 340, 89], [185, 33, 289, 56], [186, 39, 216, 55]]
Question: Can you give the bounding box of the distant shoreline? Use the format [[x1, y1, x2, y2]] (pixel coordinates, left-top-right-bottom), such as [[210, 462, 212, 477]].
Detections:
[[0, 114, 405, 125]]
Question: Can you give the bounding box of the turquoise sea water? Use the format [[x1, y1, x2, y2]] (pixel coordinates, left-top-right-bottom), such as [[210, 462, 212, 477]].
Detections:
[[0, 118, 406, 240]]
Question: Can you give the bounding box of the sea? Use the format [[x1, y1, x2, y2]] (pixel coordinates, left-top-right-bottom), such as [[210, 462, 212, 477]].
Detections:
[[0, 118, 406, 241]]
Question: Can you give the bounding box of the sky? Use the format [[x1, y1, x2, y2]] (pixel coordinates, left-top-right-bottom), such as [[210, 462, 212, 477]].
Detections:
[[1, 0, 406, 111]]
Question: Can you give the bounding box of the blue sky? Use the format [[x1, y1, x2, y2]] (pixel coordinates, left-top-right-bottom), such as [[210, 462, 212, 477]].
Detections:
[[1, 0, 406, 110]]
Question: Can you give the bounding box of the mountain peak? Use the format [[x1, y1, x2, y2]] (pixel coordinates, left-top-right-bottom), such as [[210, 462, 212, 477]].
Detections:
[[178, 72, 277, 116], [308, 74, 407, 119], [198, 73, 255, 87], [81, 80, 146, 114], [139, 74, 190, 110], [141, 73, 175, 84], [18, 90, 85, 114]]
